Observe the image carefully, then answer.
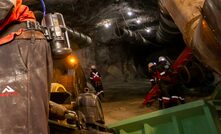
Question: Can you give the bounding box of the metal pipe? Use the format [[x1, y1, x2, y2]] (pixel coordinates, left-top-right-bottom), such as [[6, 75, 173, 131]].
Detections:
[[49, 101, 78, 122], [69, 30, 93, 49], [115, 28, 153, 44], [116, 2, 181, 45], [49, 101, 67, 120]]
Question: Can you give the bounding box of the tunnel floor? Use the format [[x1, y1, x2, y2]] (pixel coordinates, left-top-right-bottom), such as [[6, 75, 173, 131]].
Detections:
[[101, 79, 158, 125], [100, 79, 212, 125]]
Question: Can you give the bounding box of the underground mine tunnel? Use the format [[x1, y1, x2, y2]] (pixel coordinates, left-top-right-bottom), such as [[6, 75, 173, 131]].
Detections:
[[0, 0, 221, 133]]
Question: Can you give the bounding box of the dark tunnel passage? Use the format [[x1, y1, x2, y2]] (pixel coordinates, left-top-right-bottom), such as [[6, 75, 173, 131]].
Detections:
[[20, 0, 221, 130]]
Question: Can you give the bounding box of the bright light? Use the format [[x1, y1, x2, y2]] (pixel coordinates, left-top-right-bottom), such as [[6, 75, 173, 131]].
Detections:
[[145, 28, 151, 33], [127, 11, 133, 16], [136, 19, 141, 24], [96, 19, 112, 28], [66, 55, 77, 67], [104, 21, 111, 28], [104, 22, 111, 28], [69, 58, 76, 64]]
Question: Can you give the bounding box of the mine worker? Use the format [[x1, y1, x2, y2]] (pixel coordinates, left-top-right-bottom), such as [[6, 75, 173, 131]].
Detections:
[[158, 56, 171, 72], [89, 65, 104, 99], [147, 62, 158, 88], [159, 56, 185, 105], [157, 56, 173, 108], [142, 62, 159, 106], [157, 56, 185, 108], [0, 0, 52, 133]]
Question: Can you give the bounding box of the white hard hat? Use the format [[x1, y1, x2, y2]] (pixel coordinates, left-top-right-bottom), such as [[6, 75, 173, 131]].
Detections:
[[148, 62, 156, 69], [148, 62, 154, 68], [158, 56, 166, 62], [91, 65, 96, 69]]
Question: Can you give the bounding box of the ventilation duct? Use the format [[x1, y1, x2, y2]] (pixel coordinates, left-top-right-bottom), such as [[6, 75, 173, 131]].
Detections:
[[115, 28, 153, 45], [69, 30, 93, 49], [115, 1, 181, 46]]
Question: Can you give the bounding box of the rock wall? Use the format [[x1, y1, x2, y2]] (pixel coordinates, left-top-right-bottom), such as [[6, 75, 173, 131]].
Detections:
[[75, 43, 141, 82], [75, 41, 185, 83]]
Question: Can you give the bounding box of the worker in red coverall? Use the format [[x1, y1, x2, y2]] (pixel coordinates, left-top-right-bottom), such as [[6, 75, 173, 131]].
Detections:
[[157, 56, 185, 109], [147, 62, 158, 88], [89, 65, 104, 99], [143, 62, 159, 106], [157, 56, 173, 108], [0, 0, 52, 133]]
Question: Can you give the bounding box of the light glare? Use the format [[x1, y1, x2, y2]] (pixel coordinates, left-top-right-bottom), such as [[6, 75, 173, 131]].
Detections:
[[136, 19, 141, 24], [127, 11, 133, 16], [145, 28, 151, 33], [104, 22, 111, 28]]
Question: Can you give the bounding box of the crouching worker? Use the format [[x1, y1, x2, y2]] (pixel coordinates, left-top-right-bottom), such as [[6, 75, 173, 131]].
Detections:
[[157, 56, 185, 109], [0, 0, 52, 133]]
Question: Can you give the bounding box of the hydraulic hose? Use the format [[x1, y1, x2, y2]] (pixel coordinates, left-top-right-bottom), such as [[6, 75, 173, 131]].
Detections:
[[40, 0, 46, 16]]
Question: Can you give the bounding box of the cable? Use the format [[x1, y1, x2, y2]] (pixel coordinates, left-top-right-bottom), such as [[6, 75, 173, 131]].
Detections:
[[40, 0, 46, 16]]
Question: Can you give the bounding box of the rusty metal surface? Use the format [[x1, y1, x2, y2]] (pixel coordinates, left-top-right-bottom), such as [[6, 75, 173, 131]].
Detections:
[[202, 0, 221, 45], [160, 0, 204, 45], [156, 1, 181, 43], [76, 93, 105, 124], [193, 18, 221, 74], [49, 101, 67, 120]]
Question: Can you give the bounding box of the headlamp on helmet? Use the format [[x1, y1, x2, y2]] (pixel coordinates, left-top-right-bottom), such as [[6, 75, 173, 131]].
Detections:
[[158, 56, 166, 62], [91, 65, 96, 70]]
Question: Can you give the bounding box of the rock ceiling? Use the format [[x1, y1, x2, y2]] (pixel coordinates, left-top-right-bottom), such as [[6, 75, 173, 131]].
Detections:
[[23, 0, 160, 44]]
